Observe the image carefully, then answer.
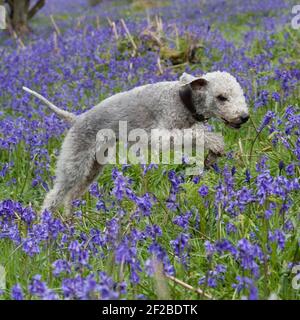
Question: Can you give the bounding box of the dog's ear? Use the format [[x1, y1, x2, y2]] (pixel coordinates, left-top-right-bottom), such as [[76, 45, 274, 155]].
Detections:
[[180, 73, 209, 89], [180, 72, 197, 85], [179, 84, 193, 106], [190, 78, 209, 90], [179, 77, 208, 107], [179, 80, 207, 121]]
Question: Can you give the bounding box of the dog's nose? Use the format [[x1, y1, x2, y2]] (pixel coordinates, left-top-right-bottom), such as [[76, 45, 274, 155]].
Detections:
[[239, 114, 249, 124]]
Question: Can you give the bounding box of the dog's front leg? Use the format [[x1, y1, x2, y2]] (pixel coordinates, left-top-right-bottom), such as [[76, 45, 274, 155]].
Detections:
[[204, 130, 225, 169], [191, 123, 225, 169]]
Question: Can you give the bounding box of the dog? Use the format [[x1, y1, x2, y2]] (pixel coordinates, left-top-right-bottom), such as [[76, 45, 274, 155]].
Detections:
[[23, 71, 249, 216]]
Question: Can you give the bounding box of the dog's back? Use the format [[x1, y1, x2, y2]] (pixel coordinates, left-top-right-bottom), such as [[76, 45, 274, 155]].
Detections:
[[75, 81, 182, 136]]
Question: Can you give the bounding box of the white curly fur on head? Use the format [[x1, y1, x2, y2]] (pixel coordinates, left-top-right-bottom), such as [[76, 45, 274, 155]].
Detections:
[[202, 71, 248, 124], [179, 71, 248, 125]]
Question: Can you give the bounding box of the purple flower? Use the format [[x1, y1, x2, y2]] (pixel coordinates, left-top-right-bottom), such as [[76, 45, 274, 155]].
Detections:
[[28, 275, 57, 299], [148, 242, 175, 276], [145, 258, 156, 276], [278, 160, 285, 171], [272, 92, 280, 102], [226, 222, 237, 234], [286, 163, 295, 176], [284, 220, 294, 232], [245, 169, 251, 183], [173, 211, 192, 229], [52, 259, 71, 277], [237, 239, 263, 277], [11, 284, 24, 300], [215, 239, 238, 256], [170, 233, 190, 266], [204, 240, 216, 257], [199, 264, 227, 288], [255, 90, 269, 108], [111, 168, 132, 201], [135, 193, 153, 216], [269, 229, 286, 250], [259, 111, 275, 130], [193, 176, 200, 184], [198, 185, 209, 197], [145, 224, 162, 240], [28, 275, 47, 296], [233, 276, 258, 300]]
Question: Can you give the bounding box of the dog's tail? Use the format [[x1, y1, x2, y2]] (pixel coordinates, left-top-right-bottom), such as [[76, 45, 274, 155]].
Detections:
[[22, 87, 76, 124]]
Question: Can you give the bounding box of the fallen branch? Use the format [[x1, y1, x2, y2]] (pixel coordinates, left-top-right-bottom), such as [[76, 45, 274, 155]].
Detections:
[[165, 274, 213, 299], [141, 29, 163, 47], [120, 18, 138, 52], [106, 16, 113, 27], [53, 31, 59, 53], [76, 15, 84, 29], [50, 14, 61, 36], [96, 16, 100, 30], [157, 56, 163, 75], [155, 15, 163, 33], [12, 30, 25, 49], [107, 18, 119, 41], [111, 22, 119, 40]]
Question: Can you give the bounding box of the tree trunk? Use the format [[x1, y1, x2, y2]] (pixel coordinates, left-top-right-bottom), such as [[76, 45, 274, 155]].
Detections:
[[12, 0, 30, 34], [5, 0, 46, 35], [88, 0, 101, 6]]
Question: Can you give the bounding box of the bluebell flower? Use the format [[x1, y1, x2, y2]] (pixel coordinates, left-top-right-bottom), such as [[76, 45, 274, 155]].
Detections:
[[11, 284, 24, 300], [198, 185, 209, 197], [52, 259, 71, 277]]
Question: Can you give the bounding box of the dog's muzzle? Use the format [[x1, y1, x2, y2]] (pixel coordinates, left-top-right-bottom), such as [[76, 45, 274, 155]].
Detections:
[[222, 113, 249, 129]]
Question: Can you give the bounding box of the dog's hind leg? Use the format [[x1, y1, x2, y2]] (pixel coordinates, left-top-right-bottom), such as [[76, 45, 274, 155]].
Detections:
[[41, 182, 71, 214], [63, 161, 103, 216], [41, 168, 82, 215], [41, 136, 99, 216]]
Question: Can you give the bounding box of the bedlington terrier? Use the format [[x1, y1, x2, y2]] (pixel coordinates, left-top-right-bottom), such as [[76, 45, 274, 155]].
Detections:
[[23, 71, 249, 216]]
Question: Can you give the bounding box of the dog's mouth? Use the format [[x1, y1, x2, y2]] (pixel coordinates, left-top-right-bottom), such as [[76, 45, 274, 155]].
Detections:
[[221, 118, 242, 129]]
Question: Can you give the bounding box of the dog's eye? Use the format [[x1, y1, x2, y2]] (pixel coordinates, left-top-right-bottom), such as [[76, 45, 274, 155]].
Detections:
[[217, 95, 228, 102]]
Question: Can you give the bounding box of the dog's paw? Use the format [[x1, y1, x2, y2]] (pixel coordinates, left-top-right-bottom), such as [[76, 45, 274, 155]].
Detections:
[[208, 142, 225, 156], [204, 150, 220, 169], [205, 133, 225, 156]]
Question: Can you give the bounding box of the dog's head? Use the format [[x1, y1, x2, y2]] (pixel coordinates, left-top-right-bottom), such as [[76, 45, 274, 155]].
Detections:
[[179, 71, 249, 128]]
